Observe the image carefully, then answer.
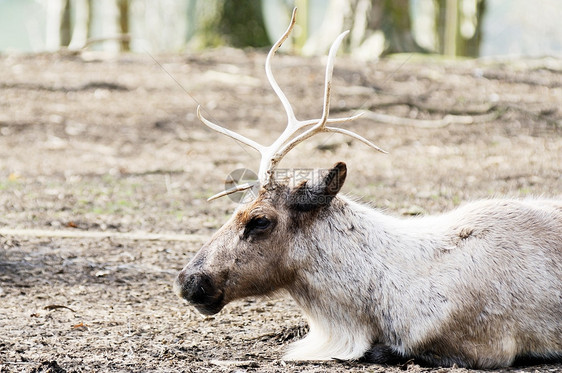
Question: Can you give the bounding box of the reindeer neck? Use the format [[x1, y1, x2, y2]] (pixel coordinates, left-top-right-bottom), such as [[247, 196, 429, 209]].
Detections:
[[286, 195, 446, 353]]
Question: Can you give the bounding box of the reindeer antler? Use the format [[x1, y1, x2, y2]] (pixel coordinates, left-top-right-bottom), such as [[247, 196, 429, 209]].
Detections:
[[198, 8, 386, 201]]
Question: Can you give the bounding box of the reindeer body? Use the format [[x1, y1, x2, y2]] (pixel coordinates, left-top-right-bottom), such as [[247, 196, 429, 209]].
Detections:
[[174, 8, 561, 368], [283, 194, 562, 367], [176, 167, 562, 368]]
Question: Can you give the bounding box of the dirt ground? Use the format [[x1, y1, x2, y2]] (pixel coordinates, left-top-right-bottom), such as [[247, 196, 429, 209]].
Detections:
[[0, 48, 561, 373]]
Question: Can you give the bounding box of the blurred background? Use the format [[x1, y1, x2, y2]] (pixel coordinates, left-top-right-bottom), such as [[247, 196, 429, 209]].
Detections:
[[1, 0, 561, 58]]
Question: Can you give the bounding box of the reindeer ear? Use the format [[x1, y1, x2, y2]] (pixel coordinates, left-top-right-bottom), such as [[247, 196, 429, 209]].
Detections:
[[289, 162, 347, 212]]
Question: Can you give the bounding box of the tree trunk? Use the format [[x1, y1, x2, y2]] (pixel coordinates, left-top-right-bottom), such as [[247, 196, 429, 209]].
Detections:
[[456, 0, 486, 57], [379, 0, 425, 54], [436, 0, 486, 57], [117, 0, 129, 51], [60, 0, 72, 47]]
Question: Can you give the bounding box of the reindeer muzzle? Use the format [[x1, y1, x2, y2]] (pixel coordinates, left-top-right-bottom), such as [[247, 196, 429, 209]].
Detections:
[[174, 270, 225, 315]]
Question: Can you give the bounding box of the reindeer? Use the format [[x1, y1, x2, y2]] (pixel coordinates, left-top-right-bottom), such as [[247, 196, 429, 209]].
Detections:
[[174, 9, 562, 368]]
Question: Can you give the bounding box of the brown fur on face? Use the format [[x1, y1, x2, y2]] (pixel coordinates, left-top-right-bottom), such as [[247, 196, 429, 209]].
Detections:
[[175, 186, 298, 313]]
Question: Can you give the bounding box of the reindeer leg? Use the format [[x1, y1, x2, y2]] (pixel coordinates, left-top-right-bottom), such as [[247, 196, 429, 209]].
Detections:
[[361, 344, 407, 365]]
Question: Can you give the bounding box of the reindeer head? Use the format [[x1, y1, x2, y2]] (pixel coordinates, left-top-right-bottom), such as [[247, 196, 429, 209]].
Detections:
[[174, 8, 384, 315], [175, 163, 348, 315]]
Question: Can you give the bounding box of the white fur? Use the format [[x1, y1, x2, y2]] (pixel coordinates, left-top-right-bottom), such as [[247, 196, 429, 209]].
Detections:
[[283, 196, 562, 367], [178, 188, 561, 368], [284, 311, 372, 360]]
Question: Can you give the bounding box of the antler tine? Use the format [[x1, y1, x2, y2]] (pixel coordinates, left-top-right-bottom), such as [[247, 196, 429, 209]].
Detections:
[[265, 8, 298, 124], [298, 113, 364, 127], [207, 182, 257, 202], [267, 30, 362, 170], [326, 126, 388, 154], [197, 106, 265, 153], [319, 30, 350, 127]]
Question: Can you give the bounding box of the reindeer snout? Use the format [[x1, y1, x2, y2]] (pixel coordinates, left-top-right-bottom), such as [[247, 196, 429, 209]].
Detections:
[[175, 271, 213, 303], [174, 270, 225, 315]]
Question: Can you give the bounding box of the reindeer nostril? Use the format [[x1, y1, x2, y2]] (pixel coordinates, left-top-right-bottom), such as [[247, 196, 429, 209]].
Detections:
[[176, 272, 217, 305]]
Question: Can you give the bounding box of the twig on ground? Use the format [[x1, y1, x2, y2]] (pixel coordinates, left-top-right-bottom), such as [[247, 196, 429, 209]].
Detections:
[[44, 304, 76, 312], [362, 110, 501, 128], [0, 228, 205, 242]]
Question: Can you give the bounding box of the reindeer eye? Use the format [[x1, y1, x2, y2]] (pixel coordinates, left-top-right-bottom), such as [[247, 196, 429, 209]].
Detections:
[[253, 217, 271, 230], [243, 216, 273, 239]]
